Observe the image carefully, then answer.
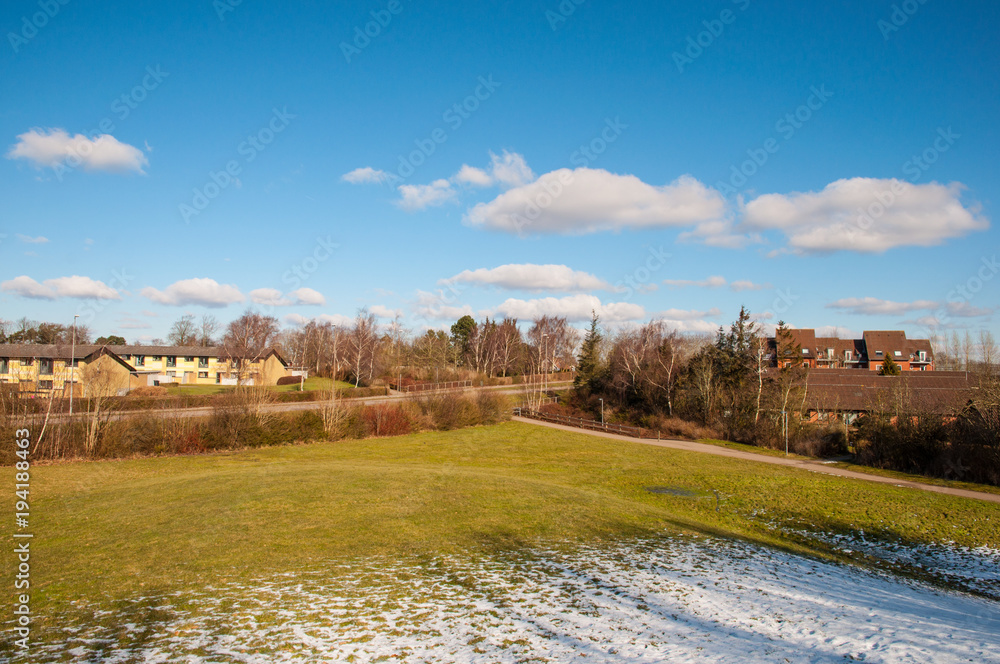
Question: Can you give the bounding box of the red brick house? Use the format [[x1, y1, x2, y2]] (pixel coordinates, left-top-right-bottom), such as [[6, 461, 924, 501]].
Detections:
[[768, 329, 934, 371]]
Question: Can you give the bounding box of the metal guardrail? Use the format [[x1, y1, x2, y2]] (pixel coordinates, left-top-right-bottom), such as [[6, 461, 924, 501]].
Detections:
[[400, 380, 473, 393], [514, 409, 662, 440]]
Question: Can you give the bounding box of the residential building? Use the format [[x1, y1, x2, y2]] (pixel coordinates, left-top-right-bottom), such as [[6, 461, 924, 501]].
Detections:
[[0, 344, 290, 396], [768, 329, 934, 371]]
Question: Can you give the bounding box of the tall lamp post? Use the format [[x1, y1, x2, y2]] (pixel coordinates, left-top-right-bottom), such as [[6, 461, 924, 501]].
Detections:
[[69, 314, 79, 415], [599, 398, 604, 425]]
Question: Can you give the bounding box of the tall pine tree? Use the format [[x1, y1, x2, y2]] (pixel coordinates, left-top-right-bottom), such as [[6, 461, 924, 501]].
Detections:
[[575, 312, 603, 391]]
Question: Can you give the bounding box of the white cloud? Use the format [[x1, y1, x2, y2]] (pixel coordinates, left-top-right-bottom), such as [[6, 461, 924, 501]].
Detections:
[[944, 302, 993, 318], [742, 178, 988, 254], [284, 313, 354, 327], [493, 294, 645, 323], [664, 276, 727, 289], [814, 325, 862, 339], [488, 150, 535, 187], [655, 307, 722, 320], [250, 288, 291, 306], [397, 179, 457, 211], [1, 275, 120, 300], [16, 234, 48, 244], [342, 167, 393, 184], [465, 169, 726, 235], [826, 297, 939, 316], [412, 290, 476, 322], [454, 164, 493, 187], [730, 280, 771, 292], [141, 278, 244, 307], [443, 264, 612, 293], [7, 128, 148, 174], [289, 287, 325, 306], [370, 304, 403, 319]]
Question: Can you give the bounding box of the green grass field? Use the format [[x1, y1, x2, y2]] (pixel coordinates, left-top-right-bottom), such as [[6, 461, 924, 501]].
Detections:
[[10, 421, 1000, 642]]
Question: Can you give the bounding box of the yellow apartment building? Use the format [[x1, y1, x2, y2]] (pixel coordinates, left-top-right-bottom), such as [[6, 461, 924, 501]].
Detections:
[[0, 344, 290, 396]]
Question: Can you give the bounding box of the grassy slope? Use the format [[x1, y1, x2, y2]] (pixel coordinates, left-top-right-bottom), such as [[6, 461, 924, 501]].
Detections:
[[13, 421, 1000, 633]]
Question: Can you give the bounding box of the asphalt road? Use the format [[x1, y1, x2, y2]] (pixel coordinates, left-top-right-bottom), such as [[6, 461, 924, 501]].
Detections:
[[512, 416, 1000, 505]]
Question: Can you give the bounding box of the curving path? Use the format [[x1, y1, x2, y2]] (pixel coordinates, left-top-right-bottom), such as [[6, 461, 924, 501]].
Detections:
[[512, 416, 1000, 505]]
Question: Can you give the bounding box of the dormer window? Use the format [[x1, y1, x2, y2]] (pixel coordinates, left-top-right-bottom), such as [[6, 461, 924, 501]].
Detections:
[[802, 348, 808, 355], [845, 350, 852, 361], [894, 350, 902, 357], [919, 351, 927, 362], [875, 350, 883, 357]]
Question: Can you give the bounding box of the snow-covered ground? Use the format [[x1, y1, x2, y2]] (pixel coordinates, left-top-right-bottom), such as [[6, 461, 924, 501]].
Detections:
[[27, 537, 1000, 663]]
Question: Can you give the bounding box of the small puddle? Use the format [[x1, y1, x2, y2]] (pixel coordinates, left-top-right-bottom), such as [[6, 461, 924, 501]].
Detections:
[[645, 486, 699, 497]]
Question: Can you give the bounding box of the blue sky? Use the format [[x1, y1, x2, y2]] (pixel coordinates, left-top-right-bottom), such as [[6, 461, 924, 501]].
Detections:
[[1, 0, 997, 342]]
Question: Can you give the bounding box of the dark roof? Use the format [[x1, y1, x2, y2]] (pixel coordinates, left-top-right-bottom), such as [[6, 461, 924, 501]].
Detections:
[[82, 347, 136, 373], [794, 369, 973, 414]]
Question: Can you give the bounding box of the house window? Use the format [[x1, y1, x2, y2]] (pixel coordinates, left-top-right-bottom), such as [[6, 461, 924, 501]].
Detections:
[[801, 348, 809, 355], [151, 355, 162, 361], [0, 359, 7, 374], [184, 356, 195, 363], [135, 355, 145, 366], [167, 371, 176, 378], [845, 350, 852, 361], [198, 357, 209, 368], [39, 380, 53, 390], [875, 350, 883, 357], [23, 358, 33, 366], [874, 364, 882, 372], [166, 356, 177, 367], [39, 359, 54, 375], [894, 350, 902, 357], [198, 371, 209, 378], [826, 348, 834, 359], [919, 350, 927, 362]]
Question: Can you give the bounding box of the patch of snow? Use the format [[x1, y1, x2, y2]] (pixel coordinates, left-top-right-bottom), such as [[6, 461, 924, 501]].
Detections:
[[19, 538, 1000, 663]]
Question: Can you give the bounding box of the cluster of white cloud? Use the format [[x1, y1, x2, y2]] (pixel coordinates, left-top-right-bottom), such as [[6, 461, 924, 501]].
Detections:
[[249, 287, 326, 307], [826, 296, 993, 318], [443, 264, 612, 293], [347, 151, 988, 254], [137, 279, 326, 308], [1, 275, 121, 300], [493, 294, 645, 323], [16, 234, 48, 244], [284, 312, 355, 327], [465, 170, 727, 235], [7, 128, 148, 174], [663, 276, 769, 292], [742, 178, 988, 254], [343, 150, 536, 211]]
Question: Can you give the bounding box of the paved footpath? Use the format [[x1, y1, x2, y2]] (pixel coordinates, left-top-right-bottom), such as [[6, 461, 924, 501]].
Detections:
[[512, 416, 1000, 505]]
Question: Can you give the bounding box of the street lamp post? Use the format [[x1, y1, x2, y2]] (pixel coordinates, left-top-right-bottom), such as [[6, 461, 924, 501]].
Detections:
[[599, 398, 604, 425], [69, 314, 79, 416]]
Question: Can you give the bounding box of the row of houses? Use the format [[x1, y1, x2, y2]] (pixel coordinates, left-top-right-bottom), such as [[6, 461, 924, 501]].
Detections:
[[0, 344, 291, 397], [769, 329, 934, 371]]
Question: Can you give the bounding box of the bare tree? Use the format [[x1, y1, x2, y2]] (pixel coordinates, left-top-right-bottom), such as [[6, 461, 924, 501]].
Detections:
[[168, 314, 197, 346], [199, 315, 219, 347], [221, 310, 280, 384], [979, 329, 997, 374], [346, 309, 380, 387]]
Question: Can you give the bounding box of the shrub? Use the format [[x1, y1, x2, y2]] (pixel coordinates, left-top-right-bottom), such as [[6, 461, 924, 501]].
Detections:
[[476, 391, 511, 425], [131, 386, 168, 398], [276, 376, 302, 386], [361, 404, 412, 437]]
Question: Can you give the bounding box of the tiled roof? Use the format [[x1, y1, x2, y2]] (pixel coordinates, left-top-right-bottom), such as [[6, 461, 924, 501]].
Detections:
[[797, 369, 973, 413]]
